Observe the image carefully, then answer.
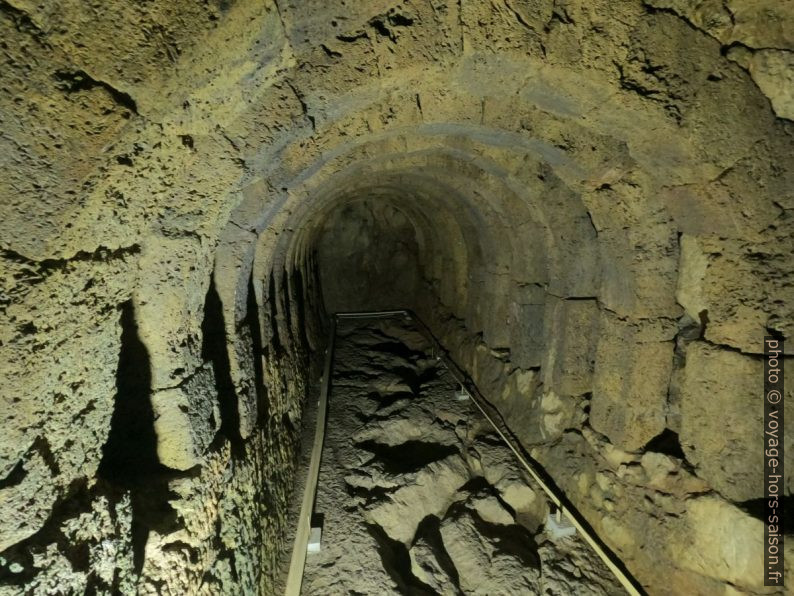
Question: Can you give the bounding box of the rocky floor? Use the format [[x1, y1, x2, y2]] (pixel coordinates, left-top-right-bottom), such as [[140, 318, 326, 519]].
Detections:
[[299, 317, 624, 595]]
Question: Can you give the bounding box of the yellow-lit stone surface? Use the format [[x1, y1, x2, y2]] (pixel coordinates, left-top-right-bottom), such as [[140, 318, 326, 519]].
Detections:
[[1, 0, 792, 593]]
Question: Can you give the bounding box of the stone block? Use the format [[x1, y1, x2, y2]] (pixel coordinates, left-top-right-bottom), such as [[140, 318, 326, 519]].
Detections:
[[152, 364, 221, 470], [679, 342, 793, 500], [591, 311, 673, 450], [541, 296, 599, 397]]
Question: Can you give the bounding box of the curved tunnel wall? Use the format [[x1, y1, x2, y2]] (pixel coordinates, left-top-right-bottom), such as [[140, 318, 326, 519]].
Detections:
[[1, 0, 793, 593], [247, 112, 792, 593]]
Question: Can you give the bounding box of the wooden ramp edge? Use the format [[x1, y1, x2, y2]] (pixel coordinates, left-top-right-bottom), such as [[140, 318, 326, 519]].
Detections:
[[284, 319, 336, 596]]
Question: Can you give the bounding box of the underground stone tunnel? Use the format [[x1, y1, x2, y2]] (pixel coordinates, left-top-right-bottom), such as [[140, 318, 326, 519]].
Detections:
[[1, 0, 793, 594]]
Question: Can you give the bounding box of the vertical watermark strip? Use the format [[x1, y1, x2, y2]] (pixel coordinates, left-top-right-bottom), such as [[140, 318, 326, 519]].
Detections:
[[764, 337, 784, 587]]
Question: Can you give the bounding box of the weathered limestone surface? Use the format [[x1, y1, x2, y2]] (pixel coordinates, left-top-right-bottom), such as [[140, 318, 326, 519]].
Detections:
[[1, 0, 792, 593], [680, 342, 794, 501], [591, 311, 675, 451], [647, 0, 794, 119]]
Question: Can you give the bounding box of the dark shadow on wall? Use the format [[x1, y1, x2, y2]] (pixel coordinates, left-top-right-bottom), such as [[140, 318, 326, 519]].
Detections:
[[309, 251, 330, 341], [738, 496, 794, 533], [281, 269, 297, 348], [98, 301, 177, 575], [291, 266, 310, 353], [267, 273, 285, 357], [246, 275, 269, 426], [98, 302, 158, 480], [201, 277, 245, 458], [643, 428, 687, 460]]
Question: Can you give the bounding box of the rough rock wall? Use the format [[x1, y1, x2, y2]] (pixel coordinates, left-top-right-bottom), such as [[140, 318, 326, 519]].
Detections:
[[1, 2, 317, 592], [1, 0, 793, 594]]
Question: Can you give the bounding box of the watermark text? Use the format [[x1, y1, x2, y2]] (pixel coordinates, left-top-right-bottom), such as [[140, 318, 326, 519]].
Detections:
[[764, 337, 784, 587]]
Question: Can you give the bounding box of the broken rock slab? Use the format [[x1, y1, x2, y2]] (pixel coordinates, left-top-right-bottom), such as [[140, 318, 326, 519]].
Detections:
[[440, 508, 540, 594], [468, 493, 515, 526], [409, 536, 458, 596], [363, 454, 469, 545]]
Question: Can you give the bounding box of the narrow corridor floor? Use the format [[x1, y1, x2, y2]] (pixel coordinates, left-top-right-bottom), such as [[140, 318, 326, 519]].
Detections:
[[302, 317, 623, 595]]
